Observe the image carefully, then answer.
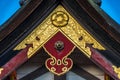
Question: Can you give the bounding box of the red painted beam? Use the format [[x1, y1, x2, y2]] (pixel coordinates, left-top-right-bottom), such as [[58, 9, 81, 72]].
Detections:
[[0, 45, 32, 79], [89, 47, 118, 80], [0, 44, 119, 80]]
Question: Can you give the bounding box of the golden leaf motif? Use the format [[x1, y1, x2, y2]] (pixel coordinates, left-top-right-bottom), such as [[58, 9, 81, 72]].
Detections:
[[14, 15, 58, 58], [14, 5, 105, 58], [59, 6, 105, 57]]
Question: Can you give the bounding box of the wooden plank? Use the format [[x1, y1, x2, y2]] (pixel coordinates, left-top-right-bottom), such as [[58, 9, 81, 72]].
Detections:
[[90, 47, 119, 80], [70, 48, 94, 65], [0, 0, 59, 64], [4, 71, 17, 80], [71, 65, 100, 80], [0, 0, 43, 41], [76, 0, 120, 43], [54, 74, 66, 80], [19, 65, 48, 80], [0, 45, 31, 80], [61, 0, 120, 56]]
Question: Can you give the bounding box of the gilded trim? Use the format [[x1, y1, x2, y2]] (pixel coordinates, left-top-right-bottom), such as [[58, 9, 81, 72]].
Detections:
[[51, 11, 69, 27], [14, 5, 105, 59], [43, 31, 75, 75], [44, 45, 75, 76], [112, 66, 120, 79], [14, 12, 59, 58], [13, 5, 106, 76], [58, 6, 105, 57]]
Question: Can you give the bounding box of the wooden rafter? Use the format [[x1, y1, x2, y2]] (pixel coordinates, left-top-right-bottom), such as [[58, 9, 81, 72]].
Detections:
[[0, 0, 43, 41], [54, 74, 66, 80], [20, 65, 48, 80], [71, 65, 100, 80]]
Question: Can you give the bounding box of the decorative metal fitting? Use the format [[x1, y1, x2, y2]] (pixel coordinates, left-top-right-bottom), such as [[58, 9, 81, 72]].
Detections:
[[54, 41, 64, 51], [51, 11, 69, 27]]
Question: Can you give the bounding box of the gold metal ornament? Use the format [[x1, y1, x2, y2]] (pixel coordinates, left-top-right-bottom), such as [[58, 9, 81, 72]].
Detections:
[[14, 5, 105, 59], [51, 11, 69, 27], [112, 66, 120, 79], [13, 5, 106, 76], [14, 11, 59, 58], [57, 7, 105, 57]]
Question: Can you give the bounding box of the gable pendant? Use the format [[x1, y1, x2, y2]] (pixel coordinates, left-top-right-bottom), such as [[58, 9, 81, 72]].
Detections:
[[44, 31, 75, 76], [14, 5, 105, 76]]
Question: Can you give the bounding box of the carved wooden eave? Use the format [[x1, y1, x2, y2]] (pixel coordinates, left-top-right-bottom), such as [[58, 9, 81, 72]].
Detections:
[[0, 0, 43, 41], [0, 0, 120, 79]]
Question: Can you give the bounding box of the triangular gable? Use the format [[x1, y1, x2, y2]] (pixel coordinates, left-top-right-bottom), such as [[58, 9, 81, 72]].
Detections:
[[14, 5, 105, 58], [0, 0, 120, 79]]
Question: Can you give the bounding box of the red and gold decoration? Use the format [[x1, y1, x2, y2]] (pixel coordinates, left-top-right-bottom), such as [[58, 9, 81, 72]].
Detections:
[[12, 5, 106, 78], [0, 4, 119, 80], [44, 32, 75, 76], [13, 5, 105, 76]]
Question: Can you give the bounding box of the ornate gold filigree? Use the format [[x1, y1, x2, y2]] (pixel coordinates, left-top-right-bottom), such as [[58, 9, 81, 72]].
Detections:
[[62, 67, 68, 72], [57, 6, 105, 57], [51, 67, 56, 72], [14, 12, 59, 58], [112, 66, 120, 79], [44, 39, 75, 76], [51, 11, 69, 27], [14, 5, 105, 58], [45, 57, 73, 76], [13, 5, 106, 76], [0, 68, 3, 74]]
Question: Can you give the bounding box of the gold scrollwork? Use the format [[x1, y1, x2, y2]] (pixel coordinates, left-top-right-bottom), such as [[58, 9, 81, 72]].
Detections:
[[62, 67, 68, 72], [13, 5, 106, 76], [14, 12, 59, 58], [62, 57, 69, 65], [57, 59, 62, 65], [49, 58, 56, 66], [112, 66, 120, 79], [51, 67, 56, 72], [58, 6, 105, 57], [14, 5, 105, 59]]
